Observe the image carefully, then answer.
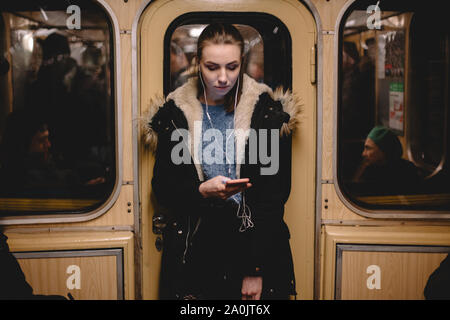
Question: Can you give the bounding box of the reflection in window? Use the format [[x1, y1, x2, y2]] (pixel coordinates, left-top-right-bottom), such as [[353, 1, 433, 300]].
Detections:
[[0, 1, 115, 214], [339, 0, 450, 211]]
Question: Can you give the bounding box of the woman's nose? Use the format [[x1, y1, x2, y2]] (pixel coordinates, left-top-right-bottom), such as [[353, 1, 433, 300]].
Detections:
[[218, 68, 227, 83]]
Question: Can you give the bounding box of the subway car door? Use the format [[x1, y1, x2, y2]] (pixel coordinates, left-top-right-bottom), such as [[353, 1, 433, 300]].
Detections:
[[137, 0, 317, 299]]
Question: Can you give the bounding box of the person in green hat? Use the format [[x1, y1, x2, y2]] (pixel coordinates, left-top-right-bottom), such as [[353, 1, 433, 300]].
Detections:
[[363, 126, 403, 166], [353, 126, 422, 195]]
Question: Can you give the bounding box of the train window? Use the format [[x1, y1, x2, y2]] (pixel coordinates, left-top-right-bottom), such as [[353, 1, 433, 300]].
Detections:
[[0, 1, 116, 215], [338, 0, 450, 212], [163, 12, 292, 95]]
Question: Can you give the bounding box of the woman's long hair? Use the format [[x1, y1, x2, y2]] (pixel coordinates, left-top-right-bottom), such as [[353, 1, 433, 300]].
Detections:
[[196, 23, 245, 112]]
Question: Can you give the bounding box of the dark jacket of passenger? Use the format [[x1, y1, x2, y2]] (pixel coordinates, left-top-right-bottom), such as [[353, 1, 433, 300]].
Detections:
[[357, 158, 422, 195], [424, 254, 450, 300], [0, 232, 34, 299], [0, 231, 68, 300]]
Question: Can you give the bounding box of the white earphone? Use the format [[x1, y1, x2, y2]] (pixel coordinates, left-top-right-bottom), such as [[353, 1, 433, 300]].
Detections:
[[198, 69, 239, 169], [199, 69, 252, 232]]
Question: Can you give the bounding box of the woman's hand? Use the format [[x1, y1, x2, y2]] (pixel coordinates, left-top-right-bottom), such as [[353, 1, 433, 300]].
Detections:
[[198, 176, 251, 200], [241, 276, 263, 300]]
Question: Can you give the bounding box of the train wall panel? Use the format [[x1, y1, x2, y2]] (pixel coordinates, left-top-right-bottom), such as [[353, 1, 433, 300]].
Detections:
[[15, 249, 123, 300]]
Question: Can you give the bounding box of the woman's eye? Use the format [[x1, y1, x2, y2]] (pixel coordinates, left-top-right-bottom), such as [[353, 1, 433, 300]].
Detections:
[[206, 65, 218, 71], [227, 65, 239, 71]]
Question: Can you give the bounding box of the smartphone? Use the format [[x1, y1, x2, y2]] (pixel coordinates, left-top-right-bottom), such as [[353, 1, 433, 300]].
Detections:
[[225, 178, 250, 187]]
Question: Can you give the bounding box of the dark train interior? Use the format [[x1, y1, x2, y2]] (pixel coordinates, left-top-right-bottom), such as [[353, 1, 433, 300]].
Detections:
[[0, 1, 116, 214]]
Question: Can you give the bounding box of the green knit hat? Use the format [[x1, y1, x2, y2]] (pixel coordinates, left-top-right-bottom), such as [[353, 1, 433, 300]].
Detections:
[[367, 126, 402, 160]]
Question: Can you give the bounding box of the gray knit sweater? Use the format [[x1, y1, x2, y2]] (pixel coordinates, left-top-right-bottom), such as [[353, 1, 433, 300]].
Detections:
[[200, 103, 241, 204]]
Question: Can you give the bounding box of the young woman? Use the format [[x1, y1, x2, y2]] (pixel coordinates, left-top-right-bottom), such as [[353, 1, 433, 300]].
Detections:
[[145, 23, 300, 300]]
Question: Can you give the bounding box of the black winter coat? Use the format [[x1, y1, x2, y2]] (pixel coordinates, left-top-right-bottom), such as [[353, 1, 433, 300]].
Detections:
[[145, 74, 300, 299]]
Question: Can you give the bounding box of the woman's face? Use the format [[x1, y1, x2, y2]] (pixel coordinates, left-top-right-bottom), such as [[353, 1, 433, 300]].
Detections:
[[199, 44, 241, 103]]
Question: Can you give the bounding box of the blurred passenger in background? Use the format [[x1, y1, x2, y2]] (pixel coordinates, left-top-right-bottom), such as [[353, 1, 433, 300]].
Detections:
[[170, 41, 189, 90], [341, 41, 375, 140], [353, 126, 422, 195], [29, 34, 108, 170], [0, 110, 105, 197]]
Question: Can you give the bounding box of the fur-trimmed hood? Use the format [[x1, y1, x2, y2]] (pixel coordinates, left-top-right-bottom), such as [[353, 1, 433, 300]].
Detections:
[[143, 74, 301, 153]]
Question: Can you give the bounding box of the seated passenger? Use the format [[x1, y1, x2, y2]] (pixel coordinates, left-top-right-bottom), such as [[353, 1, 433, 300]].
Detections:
[[0, 111, 105, 197], [352, 126, 422, 195]]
